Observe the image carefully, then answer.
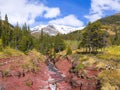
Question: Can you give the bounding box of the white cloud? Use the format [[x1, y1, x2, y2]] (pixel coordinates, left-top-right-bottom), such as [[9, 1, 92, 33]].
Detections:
[[0, 0, 60, 25], [49, 14, 84, 27], [85, 13, 102, 22], [44, 8, 60, 18], [85, 0, 120, 22]]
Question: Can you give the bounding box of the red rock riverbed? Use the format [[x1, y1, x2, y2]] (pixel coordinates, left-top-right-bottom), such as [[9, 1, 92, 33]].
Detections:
[[0, 57, 100, 90]]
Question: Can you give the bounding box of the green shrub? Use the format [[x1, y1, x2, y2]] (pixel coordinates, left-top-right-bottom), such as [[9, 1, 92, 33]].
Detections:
[[2, 70, 9, 77], [25, 80, 32, 86], [66, 45, 72, 55], [75, 63, 84, 72]]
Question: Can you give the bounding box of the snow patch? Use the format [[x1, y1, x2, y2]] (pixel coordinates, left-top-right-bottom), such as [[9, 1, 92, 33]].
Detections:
[[31, 24, 84, 35]]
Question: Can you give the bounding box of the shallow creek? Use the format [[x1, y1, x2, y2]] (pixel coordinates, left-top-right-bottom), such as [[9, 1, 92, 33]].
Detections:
[[47, 61, 65, 90]]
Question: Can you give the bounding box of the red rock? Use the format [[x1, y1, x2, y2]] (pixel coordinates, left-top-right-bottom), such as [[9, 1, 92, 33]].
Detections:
[[57, 81, 72, 90], [55, 58, 72, 75]]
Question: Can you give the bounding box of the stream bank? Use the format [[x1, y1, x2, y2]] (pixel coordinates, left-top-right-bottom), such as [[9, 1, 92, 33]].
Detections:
[[46, 56, 101, 90]]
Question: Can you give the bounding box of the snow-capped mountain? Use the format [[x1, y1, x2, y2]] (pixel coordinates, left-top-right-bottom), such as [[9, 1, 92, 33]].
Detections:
[[31, 24, 84, 36]]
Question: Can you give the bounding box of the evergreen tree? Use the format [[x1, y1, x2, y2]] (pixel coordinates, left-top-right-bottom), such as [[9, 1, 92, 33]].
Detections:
[[0, 13, 66, 53], [54, 34, 66, 53], [0, 12, 2, 38], [18, 24, 34, 52], [1, 15, 9, 47], [10, 23, 22, 49], [18, 36, 28, 52], [38, 34, 52, 54], [5, 14, 8, 23], [112, 26, 120, 45], [80, 21, 107, 53], [22, 23, 29, 36], [0, 39, 3, 51]]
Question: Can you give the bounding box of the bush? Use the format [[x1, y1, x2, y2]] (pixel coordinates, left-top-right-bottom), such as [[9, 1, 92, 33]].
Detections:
[[66, 45, 72, 55], [2, 70, 9, 77], [25, 79, 33, 86], [74, 63, 84, 72]]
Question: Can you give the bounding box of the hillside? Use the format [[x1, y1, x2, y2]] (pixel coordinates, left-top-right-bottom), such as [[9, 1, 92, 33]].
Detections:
[[99, 13, 120, 25], [1, 20, 14, 28], [63, 13, 120, 41]]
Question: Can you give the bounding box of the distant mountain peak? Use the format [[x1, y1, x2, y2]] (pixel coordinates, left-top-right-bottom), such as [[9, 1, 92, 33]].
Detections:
[[31, 24, 84, 36]]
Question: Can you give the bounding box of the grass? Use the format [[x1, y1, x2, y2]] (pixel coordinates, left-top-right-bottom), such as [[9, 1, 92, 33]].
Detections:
[[97, 46, 120, 61], [105, 46, 120, 56], [101, 82, 118, 90], [0, 48, 44, 73], [72, 46, 120, 68], [76, 54, 97, 65], [28, 49, 45, 62], [0, 47, 24, 58], [95, 46, 120, 89], [21, 49, 45, 72], [98, 69, 120, 89], [65, 40, 79, 50], [96, 62, 106, 69], [22, 57, 39, 72]]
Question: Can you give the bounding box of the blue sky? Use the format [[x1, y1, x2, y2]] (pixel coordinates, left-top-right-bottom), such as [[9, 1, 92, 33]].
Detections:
[[35, 0, 91, 26], [0, 0, 120, 28]]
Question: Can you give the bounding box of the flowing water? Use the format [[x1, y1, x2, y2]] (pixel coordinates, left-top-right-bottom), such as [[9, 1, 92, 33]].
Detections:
[[47, 60, 65, 90], [48, 62, 65, 82]]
